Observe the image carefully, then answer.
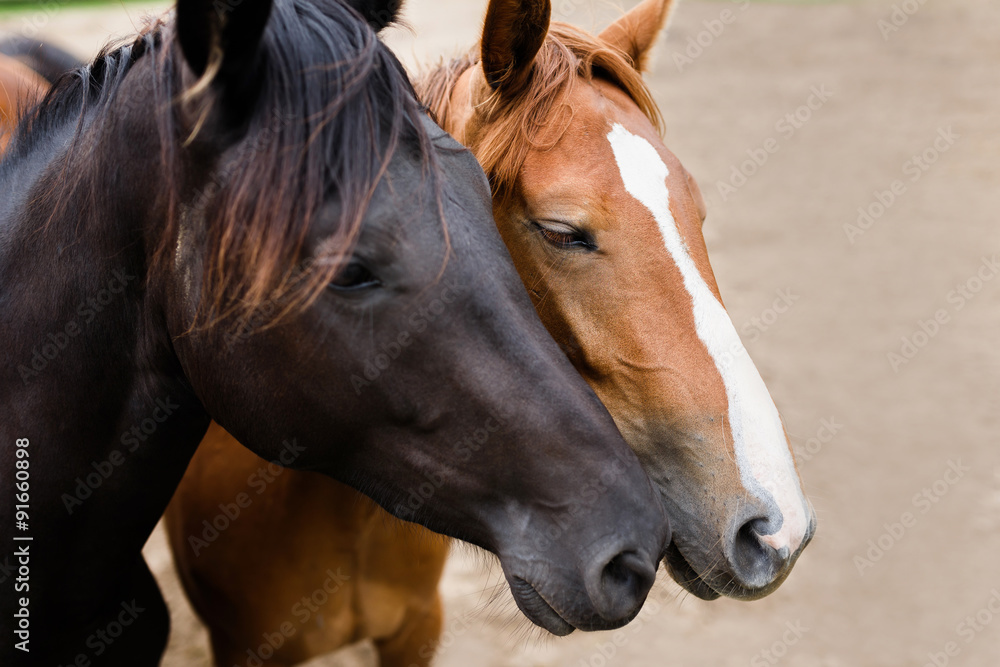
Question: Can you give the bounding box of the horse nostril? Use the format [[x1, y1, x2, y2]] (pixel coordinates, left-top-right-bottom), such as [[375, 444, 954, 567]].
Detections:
[[731, 518, 790, 588], [589, 549, 657, 623]]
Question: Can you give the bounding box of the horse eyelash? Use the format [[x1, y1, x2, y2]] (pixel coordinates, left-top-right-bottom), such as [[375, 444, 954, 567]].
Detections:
[[532, 222, 597, 251]]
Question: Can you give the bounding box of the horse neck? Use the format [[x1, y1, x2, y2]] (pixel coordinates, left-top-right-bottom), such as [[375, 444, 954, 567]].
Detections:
[[0, 61, 210, 594]]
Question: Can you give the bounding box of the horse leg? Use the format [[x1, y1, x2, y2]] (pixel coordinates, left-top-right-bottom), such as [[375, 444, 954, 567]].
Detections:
[[82, 556, 170, 666], [210, 635, 293, 667], [372, 594, 443, 667]]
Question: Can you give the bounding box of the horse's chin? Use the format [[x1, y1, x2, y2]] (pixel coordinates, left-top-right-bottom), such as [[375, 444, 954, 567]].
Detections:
[[507, 576, 576, 636], [662, 541, 722, 600], [663, 540, 797, 601]]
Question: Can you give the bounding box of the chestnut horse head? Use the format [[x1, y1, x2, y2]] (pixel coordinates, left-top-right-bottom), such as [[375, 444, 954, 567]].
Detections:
[[419, 0, 815, 600]]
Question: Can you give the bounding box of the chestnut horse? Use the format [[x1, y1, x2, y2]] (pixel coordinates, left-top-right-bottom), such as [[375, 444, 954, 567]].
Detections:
[[1, 35, 82, 84], [166, 0, 815, 664], [0, 53, 47, 151], [0, 0, 670, 663]]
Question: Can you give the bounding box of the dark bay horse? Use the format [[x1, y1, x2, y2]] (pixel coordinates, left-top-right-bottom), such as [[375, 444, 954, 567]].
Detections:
[[0, 0, 670, 663], [165, 0, 814, 664]]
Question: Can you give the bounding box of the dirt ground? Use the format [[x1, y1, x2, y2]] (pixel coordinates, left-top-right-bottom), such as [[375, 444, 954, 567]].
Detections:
[[4, 0, 999, 665]]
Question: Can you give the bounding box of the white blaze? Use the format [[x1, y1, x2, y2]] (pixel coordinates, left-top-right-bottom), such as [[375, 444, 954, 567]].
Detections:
[[606, 124, 808, 553]]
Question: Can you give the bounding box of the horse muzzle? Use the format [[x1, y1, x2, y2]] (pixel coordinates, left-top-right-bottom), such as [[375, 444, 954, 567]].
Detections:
[[502, 538, 662, 634], [664, 504, 817, 601]]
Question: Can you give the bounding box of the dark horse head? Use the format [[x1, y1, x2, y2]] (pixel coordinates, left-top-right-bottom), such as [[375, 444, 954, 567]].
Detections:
[[0, 0, 670, 661]]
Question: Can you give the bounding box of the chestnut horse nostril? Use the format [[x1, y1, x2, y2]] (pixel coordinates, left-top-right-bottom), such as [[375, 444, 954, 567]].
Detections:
[[731, 518, 790, 588], [589, 549, 657, 622]]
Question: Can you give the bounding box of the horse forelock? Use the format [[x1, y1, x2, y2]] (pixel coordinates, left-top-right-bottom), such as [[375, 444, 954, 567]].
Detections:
[[169, 0, 435, 330], [416, 21, 663, 200], [2, 0, 433, 332]]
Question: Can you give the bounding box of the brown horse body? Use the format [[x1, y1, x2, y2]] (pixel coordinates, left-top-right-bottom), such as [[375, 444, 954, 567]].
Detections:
[[167, 0, 814, 664], [168, 424, 447, 666], [0, 53, 47, 151]]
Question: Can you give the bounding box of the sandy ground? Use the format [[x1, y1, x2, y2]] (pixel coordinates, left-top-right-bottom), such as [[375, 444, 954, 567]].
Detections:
[[4, 0, 1000, 665]]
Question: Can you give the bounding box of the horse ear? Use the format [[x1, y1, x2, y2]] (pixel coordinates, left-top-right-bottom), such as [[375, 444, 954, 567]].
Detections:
[[598, 0, 676, 72], [176, 0, 272, 99], [341, 0, 404, 32], [480, 0, 551, 92]]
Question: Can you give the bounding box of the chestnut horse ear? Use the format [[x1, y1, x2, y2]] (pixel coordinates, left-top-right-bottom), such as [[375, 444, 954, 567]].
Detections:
[[598, 0, 676, 72], [481, 0, 551, 92], [341, 0, 405, 32], [176, 0, 272, 103]]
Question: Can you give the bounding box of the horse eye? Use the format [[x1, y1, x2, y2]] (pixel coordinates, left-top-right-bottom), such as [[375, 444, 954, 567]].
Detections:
[[329, 262, 381, 291], [534, 222, 596, 251]]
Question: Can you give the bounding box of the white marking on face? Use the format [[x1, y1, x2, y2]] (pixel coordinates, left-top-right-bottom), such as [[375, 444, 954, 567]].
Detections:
[[606, 124, 808, 553]]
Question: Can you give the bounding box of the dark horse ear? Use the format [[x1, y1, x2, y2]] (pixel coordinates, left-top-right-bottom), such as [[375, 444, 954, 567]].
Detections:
[[481, 0, 550, 93], [176, 0, 273, 106], [341, 0, 404, 32]]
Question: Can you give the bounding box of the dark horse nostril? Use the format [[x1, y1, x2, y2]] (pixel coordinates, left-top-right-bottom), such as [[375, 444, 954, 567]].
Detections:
[[590, 550, 657, 622], [732, 518, 790, 588]]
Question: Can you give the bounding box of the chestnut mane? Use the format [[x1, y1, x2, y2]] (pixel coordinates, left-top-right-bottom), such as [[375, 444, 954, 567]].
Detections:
[[416, 21, 663, 198]]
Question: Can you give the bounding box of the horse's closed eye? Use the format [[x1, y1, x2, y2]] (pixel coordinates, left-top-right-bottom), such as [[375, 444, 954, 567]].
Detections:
[[329, 262, 381, 291], [533, 222, 597, 251]]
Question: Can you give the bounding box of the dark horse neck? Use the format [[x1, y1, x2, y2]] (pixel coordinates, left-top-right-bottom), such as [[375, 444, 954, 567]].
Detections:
[[0, 48, 210, 665]]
